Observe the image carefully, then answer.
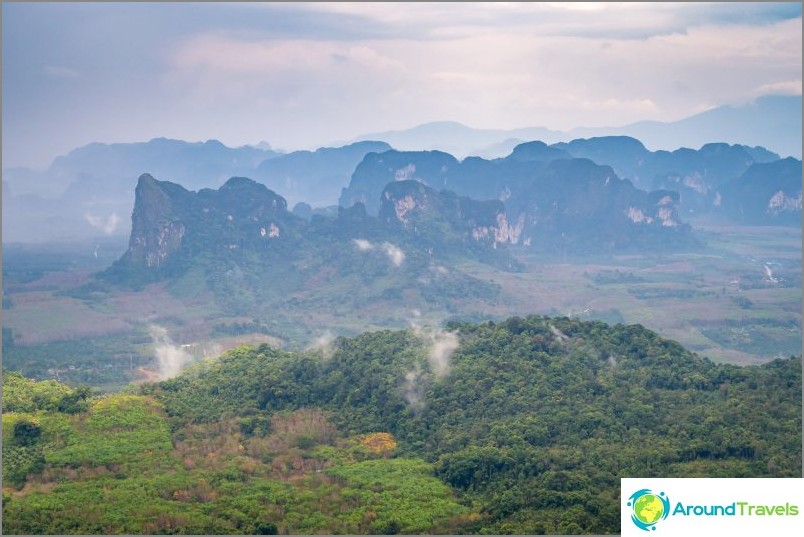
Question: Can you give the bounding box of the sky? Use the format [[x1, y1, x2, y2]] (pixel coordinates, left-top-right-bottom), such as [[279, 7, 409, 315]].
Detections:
[[2, 1, 802, 169]]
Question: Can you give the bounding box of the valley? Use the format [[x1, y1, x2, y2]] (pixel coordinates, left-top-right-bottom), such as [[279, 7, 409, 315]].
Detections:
[[2, 128, 800, 537], [3, 221, 800, 391]]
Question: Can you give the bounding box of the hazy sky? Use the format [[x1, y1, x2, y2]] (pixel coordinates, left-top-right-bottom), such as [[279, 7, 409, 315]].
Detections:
[[2, 2, 801, 169]]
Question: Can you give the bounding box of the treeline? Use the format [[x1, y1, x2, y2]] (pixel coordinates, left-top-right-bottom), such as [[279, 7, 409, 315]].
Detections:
[[2, 316, 801, 534]]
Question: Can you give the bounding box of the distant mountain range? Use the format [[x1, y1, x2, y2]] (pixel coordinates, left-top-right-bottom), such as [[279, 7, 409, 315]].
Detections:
[[2, 95, 799, 244], [339, 139, 799, 229], [352, 95, 802, 160], [254, 141, 392, 208], [340, 148, 696, 254], [2, 140, 389, 243], [108, 148, 704, 288]]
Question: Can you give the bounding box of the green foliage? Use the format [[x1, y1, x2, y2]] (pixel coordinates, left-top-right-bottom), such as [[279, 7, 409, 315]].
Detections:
[[45, 395, 173, 468], [13, 418, 42, 446], [326, 458, 467, 534], [2, 444, 46, 488], [2, 370, 74, 413], [2, 317, 800, 534], [2, 413, 46, 488], [146, 316, 801, 534]]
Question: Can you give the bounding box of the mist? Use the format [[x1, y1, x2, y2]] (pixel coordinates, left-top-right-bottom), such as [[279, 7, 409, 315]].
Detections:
[[410, 325, 460, 379], [381, 242, 405, 267], [425, 329, 459, 378], [403, 364, 425, 412], [352, 238, 406, 266], [149, 325, 193, 380], [307, 330, 337, 361]]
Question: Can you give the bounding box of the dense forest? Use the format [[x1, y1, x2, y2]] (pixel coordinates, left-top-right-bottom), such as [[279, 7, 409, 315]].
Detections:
[[2, 316, 801, 534]]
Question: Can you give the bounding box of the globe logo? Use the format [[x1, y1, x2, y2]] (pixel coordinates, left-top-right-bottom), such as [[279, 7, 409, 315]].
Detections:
[[627, 489, 670, 531]]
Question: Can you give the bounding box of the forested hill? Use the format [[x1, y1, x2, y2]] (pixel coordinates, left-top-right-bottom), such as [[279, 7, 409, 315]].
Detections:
[[4, 316, 799, 534], [136, 316, 804, 534]]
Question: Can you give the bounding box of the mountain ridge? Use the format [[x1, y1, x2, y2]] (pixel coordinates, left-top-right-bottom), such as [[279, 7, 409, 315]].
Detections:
[[349, 95, 802, 159]]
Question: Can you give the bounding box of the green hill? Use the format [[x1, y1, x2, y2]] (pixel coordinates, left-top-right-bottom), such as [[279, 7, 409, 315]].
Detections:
[[2, 316, 801, 534]]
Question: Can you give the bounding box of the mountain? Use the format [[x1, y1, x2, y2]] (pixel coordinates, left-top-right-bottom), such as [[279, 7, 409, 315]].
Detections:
[[569, 95, 802, 160], [507, 140, 571, 163], [110, 173, 518, 278], [348, 96, 802, 160], [2, 139, 280, 243], [117, 175, 305, 276], [552, 137, 783, 216], [352, 121, 564, 159], [100, 174, 512, 318], [340, 147, 696, 254], [340, 150, 461, 215], [507, 158, 694, 253], [717, 157, 803, 226], [254, 141, 392, 208], [2, 139, 394, 244], [377, 180, 519, 266], [4, 138, 279, 199]]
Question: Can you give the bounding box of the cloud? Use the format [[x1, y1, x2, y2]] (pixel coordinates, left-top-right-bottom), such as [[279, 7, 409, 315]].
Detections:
[[403, 364, 425, 411], [411, 326, 460, 379], [307, 330, 337, 361], [166, 34, 406, 100], [425, 329, 459, 379], [381, 242, 405, 267], [753, 80, 803, 97], [3, 2, 800, 168], [300, 2, 802, 41], [401, 327, 459, 411], [353, 238, 374, 251], [353, 239, 405, 266], [84, 212, 120, 235], [149, 325, 193, 380]]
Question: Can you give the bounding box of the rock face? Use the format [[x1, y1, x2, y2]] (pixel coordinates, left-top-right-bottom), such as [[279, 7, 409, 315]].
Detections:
[[104, 170, 524, 289], [717, 158, 803, 226], [507, 158, 693, 253], [102, 173, 514, 313], [378, 180, 512, 253], [124, 174, 189, 269], [342, 148, 696, 254], [552, 137, 784, 216], [112, 174, 304, 278], [339, 150, 460, 215]]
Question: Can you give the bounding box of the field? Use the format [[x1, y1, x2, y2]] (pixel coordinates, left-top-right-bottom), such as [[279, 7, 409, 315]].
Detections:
[[2, 224, 801, 390], [461, 224, 802, 365]]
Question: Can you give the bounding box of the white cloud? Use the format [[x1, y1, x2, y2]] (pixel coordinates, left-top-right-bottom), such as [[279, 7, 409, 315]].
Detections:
[[426, 330, 459, 378], [753, 80, 803, 97], [307, 330, 337, 361], [84, 212, 120, 235], [149, 325, 193, 380], [161, 11, 800, 135], [4, 2, 801, 167], [353, 238, 374, 251], [354, 239, 405, 266], [381, 242, 405, 267]]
